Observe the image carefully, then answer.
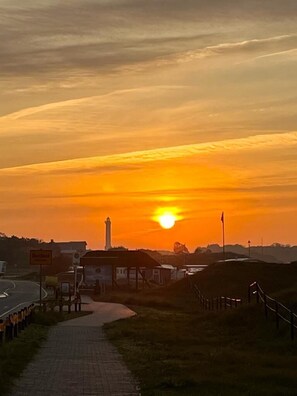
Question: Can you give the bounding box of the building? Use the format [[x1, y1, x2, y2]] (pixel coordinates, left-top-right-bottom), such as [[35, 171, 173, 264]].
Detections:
[[81, 250, 162, 289]]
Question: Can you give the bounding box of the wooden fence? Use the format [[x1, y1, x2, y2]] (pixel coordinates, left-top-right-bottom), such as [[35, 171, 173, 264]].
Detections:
[[248, 281, 297, 340], [190, 280, 242, 311], [190, 278, 297, 340]]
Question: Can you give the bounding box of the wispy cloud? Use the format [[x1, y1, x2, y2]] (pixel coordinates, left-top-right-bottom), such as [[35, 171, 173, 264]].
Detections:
[[1, 131, 296, 175], [121, 34, 297, 71]]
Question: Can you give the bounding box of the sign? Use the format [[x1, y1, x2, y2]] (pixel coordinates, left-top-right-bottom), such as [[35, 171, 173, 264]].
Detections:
[[30, 250, 52, 266], [72, 251, 80, 265], [45, 276, 58, 288], [61, 282, 70, 295]]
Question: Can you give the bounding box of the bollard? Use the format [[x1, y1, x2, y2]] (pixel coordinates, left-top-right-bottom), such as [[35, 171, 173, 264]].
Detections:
[[0, 320, 4, 344], [14, 313, 18, 338], [21, 309, 25, 330], [18, 311, 22, 332], [9, 316, 14, 340], [5, 317, 10, 341]]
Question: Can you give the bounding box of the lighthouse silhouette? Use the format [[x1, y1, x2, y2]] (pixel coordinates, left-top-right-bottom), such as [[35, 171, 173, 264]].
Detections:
[[105, 217, 112, 251]]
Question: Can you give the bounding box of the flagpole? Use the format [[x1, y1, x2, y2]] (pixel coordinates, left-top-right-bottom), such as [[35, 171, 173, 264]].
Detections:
[[221, 212, 225, 261]]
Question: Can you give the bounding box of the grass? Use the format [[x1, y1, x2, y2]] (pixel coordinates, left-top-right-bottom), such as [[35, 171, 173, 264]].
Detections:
[[103, 262, 297, 395], [0, 310, 91, 395]]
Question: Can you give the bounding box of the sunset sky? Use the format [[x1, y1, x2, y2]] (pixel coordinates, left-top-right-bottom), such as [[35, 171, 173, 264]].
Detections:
[[1, 0, 297, 251]]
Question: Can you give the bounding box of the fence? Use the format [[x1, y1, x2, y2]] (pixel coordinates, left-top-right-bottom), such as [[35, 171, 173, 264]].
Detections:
[[190, 280, 242, 311], [0, 304, 34, 344], [248, 281, 297, 340], [41, 295, 82, 314]]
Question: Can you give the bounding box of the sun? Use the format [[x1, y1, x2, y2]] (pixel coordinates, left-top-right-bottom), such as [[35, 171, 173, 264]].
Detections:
[[159, 213, 176, 229]]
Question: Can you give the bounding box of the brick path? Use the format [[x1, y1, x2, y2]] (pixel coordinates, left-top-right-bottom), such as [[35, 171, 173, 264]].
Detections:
[[10, 298, 140, 396]]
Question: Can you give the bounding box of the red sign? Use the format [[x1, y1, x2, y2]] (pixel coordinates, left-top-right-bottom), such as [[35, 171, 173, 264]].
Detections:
[[30, 250, 52, 266]]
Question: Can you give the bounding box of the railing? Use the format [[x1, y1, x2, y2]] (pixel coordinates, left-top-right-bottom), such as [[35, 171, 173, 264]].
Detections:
[[41, 295, 82, 313], [248, 282, 297, 340], [0, 304, 34, 344], [191, 281, 242, 311]]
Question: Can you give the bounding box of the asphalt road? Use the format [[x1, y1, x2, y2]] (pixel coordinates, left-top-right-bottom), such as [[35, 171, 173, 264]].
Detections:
[[0, 279, 46, 318]]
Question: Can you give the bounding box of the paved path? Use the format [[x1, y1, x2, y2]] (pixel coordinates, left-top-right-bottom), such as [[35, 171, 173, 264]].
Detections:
[[10, 296, 140, 396]]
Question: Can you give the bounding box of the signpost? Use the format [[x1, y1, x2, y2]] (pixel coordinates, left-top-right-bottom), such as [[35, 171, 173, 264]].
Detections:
[[30, 250, 52, 308], [72, 252, 80, 296]]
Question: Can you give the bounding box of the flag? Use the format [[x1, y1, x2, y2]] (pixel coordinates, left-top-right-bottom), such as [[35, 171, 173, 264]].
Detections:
[[221, 212, 224, 223]]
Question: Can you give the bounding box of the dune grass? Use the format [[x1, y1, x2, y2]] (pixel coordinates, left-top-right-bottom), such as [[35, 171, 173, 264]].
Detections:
[[104, 262, 297, 395]]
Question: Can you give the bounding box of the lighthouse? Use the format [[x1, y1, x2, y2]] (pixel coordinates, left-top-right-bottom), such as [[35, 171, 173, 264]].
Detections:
[[105, 217, 112, 251]]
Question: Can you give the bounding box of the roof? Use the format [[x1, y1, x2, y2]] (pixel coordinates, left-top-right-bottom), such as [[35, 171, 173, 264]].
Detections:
[[216, 258, 263, 263], [81, 250, 159, 268]]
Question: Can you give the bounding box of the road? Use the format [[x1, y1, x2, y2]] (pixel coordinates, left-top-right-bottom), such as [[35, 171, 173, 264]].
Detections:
[[0, 279, 46, 318]]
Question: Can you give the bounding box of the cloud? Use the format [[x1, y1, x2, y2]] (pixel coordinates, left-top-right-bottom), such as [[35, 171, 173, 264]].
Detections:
[[0, 0, 296, 77], [1, 131, 296, 175]]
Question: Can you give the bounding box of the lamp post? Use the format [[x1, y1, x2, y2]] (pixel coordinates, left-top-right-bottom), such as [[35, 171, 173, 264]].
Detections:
[[248, 240, 251, 257]]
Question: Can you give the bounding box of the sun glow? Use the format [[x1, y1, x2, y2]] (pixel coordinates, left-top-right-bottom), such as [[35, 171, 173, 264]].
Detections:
[[153, 207, 181, 230], [159, 213, 176, 229]]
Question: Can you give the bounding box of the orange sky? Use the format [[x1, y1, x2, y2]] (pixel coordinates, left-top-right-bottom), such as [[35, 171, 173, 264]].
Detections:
[[0, 1, 296, 251]]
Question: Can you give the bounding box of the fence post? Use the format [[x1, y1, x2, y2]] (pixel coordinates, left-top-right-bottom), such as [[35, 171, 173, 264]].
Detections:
[[264, 294, 268, 318], [256, 283, 260, 304], [224, 297, 227, 309], [275, 301, 279, 329], [0, 320, 3, 344], [291, 311, 294, 341], [219, 297, 222, 310], [216, 297, 219, 310], [248, 285, 251, 303]]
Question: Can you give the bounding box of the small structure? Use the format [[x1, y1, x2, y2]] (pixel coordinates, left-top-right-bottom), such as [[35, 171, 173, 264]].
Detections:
[[81, 250, 161, 290]]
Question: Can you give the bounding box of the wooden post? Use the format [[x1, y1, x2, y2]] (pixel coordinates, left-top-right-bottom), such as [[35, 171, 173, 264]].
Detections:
[[256, 284, 260, 304], [291, 311, 294, 341], [264, 294, 268, 318], [248, 285, 251, 303], [135, 266, 139, 291], [0, 320, 3, 344], [224, 297, 227, 309], [216, 297, 219, 310], [275, 301, 279, 329], [112, 265, 115, 290], [127, 266, 130, 286]]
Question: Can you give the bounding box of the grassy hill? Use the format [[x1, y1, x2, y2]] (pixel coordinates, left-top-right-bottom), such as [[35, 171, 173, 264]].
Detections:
[[103, 262, 297, 395], [192, 261, 297, 308]]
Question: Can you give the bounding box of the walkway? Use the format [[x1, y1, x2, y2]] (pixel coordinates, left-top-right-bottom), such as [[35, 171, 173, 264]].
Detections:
[[10, 296, 140, 396]]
